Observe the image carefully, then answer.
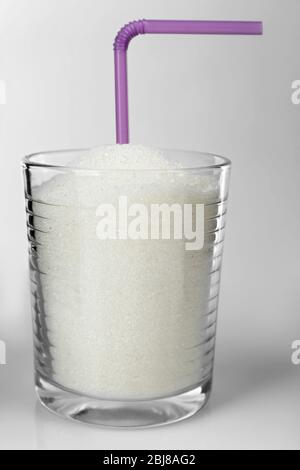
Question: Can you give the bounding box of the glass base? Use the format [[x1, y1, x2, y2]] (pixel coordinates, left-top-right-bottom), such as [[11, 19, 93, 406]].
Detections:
[[36, 375, 212, 428]]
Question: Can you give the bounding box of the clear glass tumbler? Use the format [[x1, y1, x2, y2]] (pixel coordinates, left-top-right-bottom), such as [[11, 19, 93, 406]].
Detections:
[[23, 148, 231, 427]]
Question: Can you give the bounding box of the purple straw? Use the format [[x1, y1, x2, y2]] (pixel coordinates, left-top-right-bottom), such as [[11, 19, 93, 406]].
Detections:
[[114, 20, 263, 144]]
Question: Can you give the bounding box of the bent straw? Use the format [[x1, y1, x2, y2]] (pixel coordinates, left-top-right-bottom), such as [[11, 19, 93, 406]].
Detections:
[[114, 20, 263, 144]]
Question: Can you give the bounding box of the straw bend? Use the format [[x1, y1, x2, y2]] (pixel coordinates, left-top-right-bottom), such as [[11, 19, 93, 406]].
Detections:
[[114, 19, 263, 143], [114, 20, 146, 51]]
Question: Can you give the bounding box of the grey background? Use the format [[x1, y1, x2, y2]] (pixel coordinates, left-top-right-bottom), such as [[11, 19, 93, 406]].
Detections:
[[0, 0, 299, 450]]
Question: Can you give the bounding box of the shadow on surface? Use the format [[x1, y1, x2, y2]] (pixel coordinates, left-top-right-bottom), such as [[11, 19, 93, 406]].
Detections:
[[208, 348, 294, 413], [0, 339, 34, 412]]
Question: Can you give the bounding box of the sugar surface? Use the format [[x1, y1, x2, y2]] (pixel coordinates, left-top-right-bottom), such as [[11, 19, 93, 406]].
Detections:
[[31, 145, 221, 400], [76, 145, 182, 169]]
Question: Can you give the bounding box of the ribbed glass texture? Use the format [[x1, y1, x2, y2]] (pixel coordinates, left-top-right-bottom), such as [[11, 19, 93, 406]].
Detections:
[[23, 148, 231, 427]]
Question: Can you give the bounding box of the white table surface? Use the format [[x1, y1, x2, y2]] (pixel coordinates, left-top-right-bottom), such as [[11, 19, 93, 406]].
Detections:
[[1, 311, 299, 450]]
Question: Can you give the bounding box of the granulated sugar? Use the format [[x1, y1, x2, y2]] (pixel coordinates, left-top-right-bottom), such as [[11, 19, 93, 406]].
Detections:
[[31, 145, 222, 400]]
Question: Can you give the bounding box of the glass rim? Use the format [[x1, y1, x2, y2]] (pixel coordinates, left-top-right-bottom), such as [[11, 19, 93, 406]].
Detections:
[[22, 147, 232, 173]]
